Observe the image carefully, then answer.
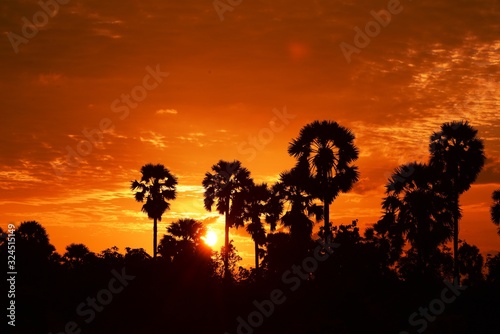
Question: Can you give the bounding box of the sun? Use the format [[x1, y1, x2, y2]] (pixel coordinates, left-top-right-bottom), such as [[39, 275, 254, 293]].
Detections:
[[202, 230, 218, 247]]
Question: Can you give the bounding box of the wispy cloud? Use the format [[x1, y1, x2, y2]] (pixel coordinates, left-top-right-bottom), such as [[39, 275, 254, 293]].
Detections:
[[156, 109, 178, 115], [177, 132, 206, 147], [0, 0, 498, 266], [139, 131, 167, 148]]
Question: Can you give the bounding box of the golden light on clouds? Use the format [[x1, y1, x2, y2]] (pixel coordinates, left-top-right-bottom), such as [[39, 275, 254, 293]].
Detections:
[[156, 109, 178, 115], [0, 0, 498, 266]]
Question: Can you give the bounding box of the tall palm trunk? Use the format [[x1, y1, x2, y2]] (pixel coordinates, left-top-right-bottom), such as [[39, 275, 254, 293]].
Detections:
[[453, 193, 460, 284], [254, 240, 259, 271], [322, 170, 331, 242], [323, 198, 330, 241], [153, 217, 157, 258], [224, 209, 230, 280], [417, 237, 426, 277]]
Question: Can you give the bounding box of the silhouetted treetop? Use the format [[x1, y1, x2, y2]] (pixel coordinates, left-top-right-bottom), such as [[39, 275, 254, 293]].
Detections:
[[202, 159, 253, 280], [288, 120, 359, 240], [131, 163, 178, 258]]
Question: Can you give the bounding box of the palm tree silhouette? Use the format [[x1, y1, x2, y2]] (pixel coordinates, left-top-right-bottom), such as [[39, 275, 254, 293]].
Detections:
[[131, 163, 178, 258], [241, 182, 270, 271], [167, 218, 207, 254], [382, 162, 453, 277], [491, 190, 500, 235], [214, 240, 242, 279], [167, 218, 205, 241], [278, 163, 323, 240], [159, 218, 212, 264], [63, 243, 92, 267], [288, 120, 359, 241], [429, 121, 486, 283], [370, 204, 406, 268], [202, 160, 252, 280], [458, 241, 484, 285], [17, 221, 56, 260]]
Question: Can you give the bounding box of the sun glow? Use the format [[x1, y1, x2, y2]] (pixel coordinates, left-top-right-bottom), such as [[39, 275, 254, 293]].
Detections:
[[203, 230, 218, 247]]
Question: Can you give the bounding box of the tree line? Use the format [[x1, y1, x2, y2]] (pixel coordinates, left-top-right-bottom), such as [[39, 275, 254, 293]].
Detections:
[[2, 119, 500, 333], [130, 119, 497, 284]]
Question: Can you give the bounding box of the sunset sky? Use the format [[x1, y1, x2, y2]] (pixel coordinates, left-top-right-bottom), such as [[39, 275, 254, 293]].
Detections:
[[0, 0, 498, 266]]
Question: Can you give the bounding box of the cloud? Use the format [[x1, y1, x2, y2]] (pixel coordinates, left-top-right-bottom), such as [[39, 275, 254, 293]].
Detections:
[[177, 132, 207, 147], [139, 131, 167, 148], [156, 109, 178, 115], [37, 73, 65, 85], [0, 0, 498, 268]]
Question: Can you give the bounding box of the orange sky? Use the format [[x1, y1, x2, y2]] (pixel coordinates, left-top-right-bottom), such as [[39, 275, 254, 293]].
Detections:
[[0, 0, 499, 266]]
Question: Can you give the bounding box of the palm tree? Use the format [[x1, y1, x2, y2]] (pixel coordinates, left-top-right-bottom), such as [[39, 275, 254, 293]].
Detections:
[[167, 218, 207, 257], [491, 190, 500, 235], [288, 120, 359, 241], [457, 241, 484, 285], [63, 243, 94, 267], [381, 162, 454, 277], [429, 121, 486, 283], [159, 218, 212, 263], [241, 182, 270, 271], [214, 240, 242, 279], [131, 163, 178, 258], [277, 163, 323, 240], [202, 160, 253, 279], [17, 221, 56, 261], [167, 218, 206, 244], [124, 247, 152, 264], [99, 246, 124, 266]]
